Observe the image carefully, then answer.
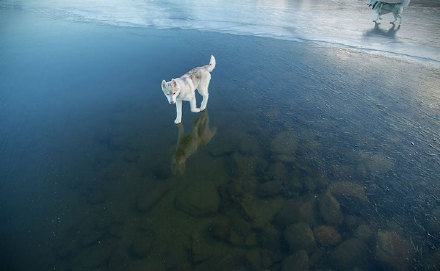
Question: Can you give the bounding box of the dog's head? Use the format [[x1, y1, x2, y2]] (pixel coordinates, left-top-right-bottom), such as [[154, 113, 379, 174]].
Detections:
[[161, 79, 180, 105]]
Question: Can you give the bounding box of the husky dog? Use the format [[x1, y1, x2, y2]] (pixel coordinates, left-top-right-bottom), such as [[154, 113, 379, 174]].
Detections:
[[171, 110, 217, 174], [161, 55, 216, 124], [368, 0, 410, 24]]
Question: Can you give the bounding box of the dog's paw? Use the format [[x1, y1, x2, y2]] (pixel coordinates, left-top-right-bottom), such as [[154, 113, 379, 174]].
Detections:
[[191, 108, 201, 113], [174, 119, 181, 124], [200, 106, 207, 111]]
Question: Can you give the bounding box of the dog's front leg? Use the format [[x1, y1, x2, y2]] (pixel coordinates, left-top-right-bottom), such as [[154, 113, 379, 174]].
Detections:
[[175, 100, 183, 124], [189, 97, 200, 113]]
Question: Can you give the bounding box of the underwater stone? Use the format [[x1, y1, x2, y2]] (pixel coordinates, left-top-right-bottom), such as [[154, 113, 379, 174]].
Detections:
[[135, 186, 169, 213], [314, 225, 341, 247], [354, 224, 373, 242], [258, 224, 281, 251], [375, 231, 413, 271], [284, 177, 303, 196], [329, 181, 368, 203], [329, 181, 369, 215], [260, 249, 283, 269], [270, 131, 298, 162], [228, 230, 244, 246], [358, 152, 394, 175], [152, 163, 172, 180], [284, 222, 316, 253], [331, 238, 369, 270], [343, 215, 364, 232], [282, 250, 309, 271], [245, 249, 262, 270], [245, 232, 258, 248], [238, 134, 261, 156], [209, 216, 231, 242], [274, 199, 315, 229], [319, 192, 343, 226], [268, 162, 288, 181], [257, 180, 282, 198], [175, 182, 220, 217], [239, 194, 284, 228], [129, 232, 154, 258], [191, 232, 227, 264]]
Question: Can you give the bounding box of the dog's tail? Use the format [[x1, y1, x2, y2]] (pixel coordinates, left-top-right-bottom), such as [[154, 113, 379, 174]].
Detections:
[[206, 55, 216, 72]]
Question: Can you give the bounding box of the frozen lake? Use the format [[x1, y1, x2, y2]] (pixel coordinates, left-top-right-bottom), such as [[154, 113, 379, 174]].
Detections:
[[1, 0, 440, 270]]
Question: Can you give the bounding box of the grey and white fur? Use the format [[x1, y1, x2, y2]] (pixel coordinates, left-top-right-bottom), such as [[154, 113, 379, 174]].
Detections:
[[368, 0, 410, 24], [161, 55, 216, 124]]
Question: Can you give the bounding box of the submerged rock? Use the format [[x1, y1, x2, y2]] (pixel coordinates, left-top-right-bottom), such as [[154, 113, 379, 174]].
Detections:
[[331, 238, 369, 270], [329, 181, 368, 204], [258, 224, 281, 251], [256, 180, 282, 198], [191, 232, 228, 264], [358, 152, 394, 175], [268, 162, 288, 182], [314, 225, 341, 247], [319, 192, 343, 226], [239, 194, 284, 228], [175, 182, 220, 217], [274, 198, 317, 228], [354, 224, 373, 242], [329, 181, 369, 216], [135, 186, 169, 213], [129, 232, 155, 258], [375, 231, 413, 271], [209, 216, 232, 242], [245, 249, 262, 270], [282, 250, 309, 271], [270, 131, 298, 162], [284, 222, 316, 253]]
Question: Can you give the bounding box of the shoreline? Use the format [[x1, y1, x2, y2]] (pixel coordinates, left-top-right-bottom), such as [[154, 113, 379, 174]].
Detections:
[[1, 5, 439, 68]]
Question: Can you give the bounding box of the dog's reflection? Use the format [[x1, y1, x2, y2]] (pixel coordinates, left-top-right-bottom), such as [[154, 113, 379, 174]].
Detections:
[[363, 22, 400, 39], [171, 110, 217, 174]]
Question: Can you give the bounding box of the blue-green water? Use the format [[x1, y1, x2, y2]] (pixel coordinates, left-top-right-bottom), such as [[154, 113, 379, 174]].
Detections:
[[1, 5, 440, 271]]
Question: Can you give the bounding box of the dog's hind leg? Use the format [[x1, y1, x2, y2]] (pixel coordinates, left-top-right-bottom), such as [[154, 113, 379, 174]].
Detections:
[[189, 97, 201, 113], [391, 12, 399, 24], [198, 73, 211, 111], [373, 10, 380, 23], [200, 93, 209, 111]]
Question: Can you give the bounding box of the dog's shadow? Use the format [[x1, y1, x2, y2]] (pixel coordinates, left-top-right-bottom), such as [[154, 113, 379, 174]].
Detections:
[[171, 110, 217, 175], [363, 22, 400, 40]]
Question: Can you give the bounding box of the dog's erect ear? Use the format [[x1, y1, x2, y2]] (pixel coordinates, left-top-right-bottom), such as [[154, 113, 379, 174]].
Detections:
[[161, 80, 166, 89], [172, 79, 177, 88]]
